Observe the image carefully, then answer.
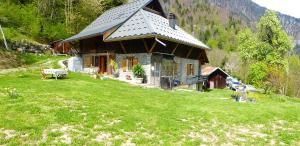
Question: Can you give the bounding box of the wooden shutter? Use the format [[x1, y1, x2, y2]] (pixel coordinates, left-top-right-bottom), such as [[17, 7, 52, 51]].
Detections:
[[166, 65, 171, 76], [122, 59, 127, 72], [84, 56, 91, 67], [174, 63, 178, 76], [187, 64, 191, 75], [133, 58, 139, 66]]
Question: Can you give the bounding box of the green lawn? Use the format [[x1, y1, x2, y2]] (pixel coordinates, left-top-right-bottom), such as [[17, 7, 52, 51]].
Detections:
[[0, 60, 299, 145]]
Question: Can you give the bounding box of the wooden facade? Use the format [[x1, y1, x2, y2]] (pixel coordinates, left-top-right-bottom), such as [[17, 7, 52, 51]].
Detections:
[[78, 36, 208, 74], [50, 40, 72, 54], [202, 67, 229, 89]]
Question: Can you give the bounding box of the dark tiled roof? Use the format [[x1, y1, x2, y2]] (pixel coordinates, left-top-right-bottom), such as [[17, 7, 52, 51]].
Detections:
[[65, 0, 152, 42], [105, 10, 209, 49], [64, 0, 209, 50]]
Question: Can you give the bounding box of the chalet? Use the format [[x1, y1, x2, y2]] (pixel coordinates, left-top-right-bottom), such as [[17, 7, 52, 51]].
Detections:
[[202, 67, 229, 89], [64, 0, 210, 89]]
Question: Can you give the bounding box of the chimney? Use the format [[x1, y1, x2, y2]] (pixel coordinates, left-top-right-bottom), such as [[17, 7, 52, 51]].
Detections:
[[168, 13, 176, 29]]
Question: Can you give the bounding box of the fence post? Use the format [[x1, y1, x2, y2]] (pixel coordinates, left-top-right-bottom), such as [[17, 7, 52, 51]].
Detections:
[[0, 24, 9, 50]]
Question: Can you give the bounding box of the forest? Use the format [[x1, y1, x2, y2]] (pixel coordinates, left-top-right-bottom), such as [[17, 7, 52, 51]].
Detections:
[[0, 0, 125, 42]]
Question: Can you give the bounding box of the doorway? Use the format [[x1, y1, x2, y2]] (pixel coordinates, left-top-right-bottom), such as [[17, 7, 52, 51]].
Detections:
[[98, 56, 107, 73]]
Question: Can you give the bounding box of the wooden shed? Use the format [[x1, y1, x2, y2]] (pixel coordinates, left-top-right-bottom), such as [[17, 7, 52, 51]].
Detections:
[[50, 40, 72, 54], [202, 67, 229, 89]]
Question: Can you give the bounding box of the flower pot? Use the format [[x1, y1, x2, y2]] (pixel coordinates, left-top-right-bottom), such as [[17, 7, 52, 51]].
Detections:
[[135, 78, 143, 84], [93, 74, 98, 79], [113, 72, 119, 78]]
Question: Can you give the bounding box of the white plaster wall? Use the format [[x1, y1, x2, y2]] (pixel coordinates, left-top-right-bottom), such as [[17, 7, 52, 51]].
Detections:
[[68, 57, 83, 72], [116, 53, 152, 84], [174, 57, 200, 85]]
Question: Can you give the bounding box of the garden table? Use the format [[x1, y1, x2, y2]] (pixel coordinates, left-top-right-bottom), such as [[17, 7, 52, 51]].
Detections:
[[43, 69, 68, 80]]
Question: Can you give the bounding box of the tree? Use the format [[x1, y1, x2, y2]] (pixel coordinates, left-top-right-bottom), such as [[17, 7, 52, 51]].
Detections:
[[0, 0, 126, 42], [287, 55, 300, 97], [237, 28, 257, 62], [238, 10, 294, 94], [257, 10, 294, 67]]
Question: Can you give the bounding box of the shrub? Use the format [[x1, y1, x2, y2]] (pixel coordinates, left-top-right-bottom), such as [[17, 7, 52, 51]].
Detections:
[[133, 64, 145, 78], [110, 59, 118, 73], [5, 88, 20, 99], [247, 62, 268, 86]]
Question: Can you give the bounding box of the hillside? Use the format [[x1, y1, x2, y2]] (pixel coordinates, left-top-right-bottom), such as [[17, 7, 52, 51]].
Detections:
[[0, 0, 125, 46], [207, 0, 300, 38], [1, 0, 298, 51], [160, 0, 300, 54]]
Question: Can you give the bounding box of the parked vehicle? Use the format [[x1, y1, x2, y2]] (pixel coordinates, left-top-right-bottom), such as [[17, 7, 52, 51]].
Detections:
[[230, 81, 242, 91], [226, 77, 234, 86], [245, 85, 257, 92], [227, 77, 242, 91]]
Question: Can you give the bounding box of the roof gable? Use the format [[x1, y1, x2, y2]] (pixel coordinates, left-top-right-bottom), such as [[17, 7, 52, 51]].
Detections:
[[202, 67, 229, 76], [105, 10, 209, 50], [65, 0, 153, 42]]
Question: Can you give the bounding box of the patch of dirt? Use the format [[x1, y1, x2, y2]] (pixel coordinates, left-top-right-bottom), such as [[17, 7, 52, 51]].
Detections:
[[41, 124, 83, 145], [0, 51, 21, 70], [94, 132, 112, 142], [107, 119, 122, 126], [121, 138, 136, 146], [188, 131, 218, 143], [0, 128, 16, 140]]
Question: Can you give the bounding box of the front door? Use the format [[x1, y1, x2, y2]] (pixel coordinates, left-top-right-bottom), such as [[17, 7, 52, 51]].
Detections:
[[99, 56, 107, 73]]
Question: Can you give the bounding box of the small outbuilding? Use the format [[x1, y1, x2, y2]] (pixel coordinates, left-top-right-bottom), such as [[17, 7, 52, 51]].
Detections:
[[202, 66, 229, 89], [49, 40, 72, 54]]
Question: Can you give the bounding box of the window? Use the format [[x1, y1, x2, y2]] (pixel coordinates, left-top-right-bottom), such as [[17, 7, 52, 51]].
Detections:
[[84, 55, 100, 67], [94, 56, 99, 66], [127, 58, 133, 71], [122, 57, 139, 72], [187, 64, 194, 76], [162, 59, 173, 76], [84, 56, 92, 67]]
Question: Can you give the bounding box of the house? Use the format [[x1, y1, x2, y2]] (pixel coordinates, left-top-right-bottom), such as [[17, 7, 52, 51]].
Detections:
[[64, 0, 210, 89], [49, 40, 72, 54], [202, 67, 229, 89]]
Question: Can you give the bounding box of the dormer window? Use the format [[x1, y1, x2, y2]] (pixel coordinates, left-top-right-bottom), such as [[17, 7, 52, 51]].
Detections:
[[144, 0, 166, 18]]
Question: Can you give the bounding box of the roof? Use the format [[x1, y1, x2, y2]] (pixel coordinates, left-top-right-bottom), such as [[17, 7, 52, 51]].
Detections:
[[105, 10, 209, 49], [202, 67, 229, 76], [64, 0, 209, 50], [64, 0, 152, 42]]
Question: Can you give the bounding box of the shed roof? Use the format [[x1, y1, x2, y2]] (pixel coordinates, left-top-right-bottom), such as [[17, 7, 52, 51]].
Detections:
[[105, 10, 209, 49], [202, 67, 229, 76], [64, 0, 152, 42]]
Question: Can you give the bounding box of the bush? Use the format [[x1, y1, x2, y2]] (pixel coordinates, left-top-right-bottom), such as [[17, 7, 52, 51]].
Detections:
[[133, 64, 145, 78], [248, 62, 268, 86], [247, 62, 277, 94], [5, 88, 20, 99]]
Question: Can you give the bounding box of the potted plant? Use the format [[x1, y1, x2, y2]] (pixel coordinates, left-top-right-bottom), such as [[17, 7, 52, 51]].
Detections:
[[110, 59, 119, 78], [133, 64, 145, 84]]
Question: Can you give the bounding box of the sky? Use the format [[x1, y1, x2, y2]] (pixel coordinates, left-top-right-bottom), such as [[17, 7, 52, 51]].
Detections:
[[252, 0, 300, 18]]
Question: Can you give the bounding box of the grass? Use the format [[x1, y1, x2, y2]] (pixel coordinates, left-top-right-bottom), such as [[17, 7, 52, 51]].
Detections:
[[0, 57, 299, 145], [0, 50, 66, 70]]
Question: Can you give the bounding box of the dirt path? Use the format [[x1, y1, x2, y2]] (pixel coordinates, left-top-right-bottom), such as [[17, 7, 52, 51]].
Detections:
[[0, 59, 68, 75]]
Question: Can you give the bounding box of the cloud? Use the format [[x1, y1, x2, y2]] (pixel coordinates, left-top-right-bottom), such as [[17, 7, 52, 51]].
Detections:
[[252, 0, 300, 18]]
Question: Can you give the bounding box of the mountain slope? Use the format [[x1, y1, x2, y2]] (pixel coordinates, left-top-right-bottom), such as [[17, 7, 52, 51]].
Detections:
[[207, 0, 300, 38], [161, 0, 300, 55]]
